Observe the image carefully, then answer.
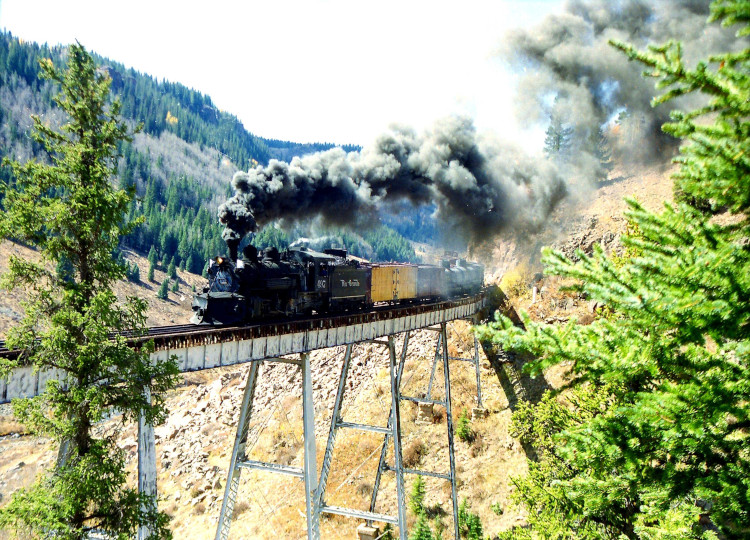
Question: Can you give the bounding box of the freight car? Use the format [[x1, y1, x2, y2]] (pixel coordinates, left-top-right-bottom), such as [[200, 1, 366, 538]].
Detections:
[[191, 245, 483, 325]]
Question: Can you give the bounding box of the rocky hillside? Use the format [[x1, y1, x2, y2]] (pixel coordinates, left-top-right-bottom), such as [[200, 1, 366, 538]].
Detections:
[[480, 160, 675, 283]]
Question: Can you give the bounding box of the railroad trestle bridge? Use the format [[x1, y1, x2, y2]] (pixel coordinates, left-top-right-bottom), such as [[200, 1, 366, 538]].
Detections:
[[1, 292, 489, 540]]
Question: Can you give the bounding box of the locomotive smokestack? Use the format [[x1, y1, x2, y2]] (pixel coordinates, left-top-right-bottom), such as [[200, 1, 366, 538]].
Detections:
[[218, 116, 567, 249]]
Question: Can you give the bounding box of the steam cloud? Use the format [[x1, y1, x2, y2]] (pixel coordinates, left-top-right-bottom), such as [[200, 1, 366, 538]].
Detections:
[[219, 116, 567, 248], [502, 0, 745, 163], [219, 1, 746, 252], [290, 235, 375, 260]]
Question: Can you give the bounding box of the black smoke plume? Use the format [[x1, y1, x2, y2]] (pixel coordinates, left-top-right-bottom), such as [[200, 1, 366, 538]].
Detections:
[[219, 2, 746, 253], [219, 116, 567, 249], [501, 0, 745, 164]]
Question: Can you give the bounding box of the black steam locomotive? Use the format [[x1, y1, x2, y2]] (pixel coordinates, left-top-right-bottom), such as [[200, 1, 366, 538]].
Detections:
[[191, 245, 483, 325]]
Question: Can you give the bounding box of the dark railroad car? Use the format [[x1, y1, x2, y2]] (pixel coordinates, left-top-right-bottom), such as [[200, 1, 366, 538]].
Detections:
[[329, 265, 371, 309], [417, 265, 445, 299]]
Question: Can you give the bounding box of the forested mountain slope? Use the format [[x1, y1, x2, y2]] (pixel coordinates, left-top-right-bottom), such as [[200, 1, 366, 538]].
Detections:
[[0, 32, 418, 268]]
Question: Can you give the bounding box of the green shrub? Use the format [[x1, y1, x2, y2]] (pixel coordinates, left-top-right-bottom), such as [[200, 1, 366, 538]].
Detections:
[[456, 409, 475, 443]]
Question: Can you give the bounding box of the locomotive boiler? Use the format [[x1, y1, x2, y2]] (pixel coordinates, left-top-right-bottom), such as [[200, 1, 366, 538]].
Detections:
[[191, 245, 483, 325]]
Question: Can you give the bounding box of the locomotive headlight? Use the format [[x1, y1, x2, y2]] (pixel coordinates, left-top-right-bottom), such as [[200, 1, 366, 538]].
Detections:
[[216, 257, 224, 265]]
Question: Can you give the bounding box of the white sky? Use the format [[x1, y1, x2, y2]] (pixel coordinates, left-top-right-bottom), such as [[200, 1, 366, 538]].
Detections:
[[0, 0, 561, 147]]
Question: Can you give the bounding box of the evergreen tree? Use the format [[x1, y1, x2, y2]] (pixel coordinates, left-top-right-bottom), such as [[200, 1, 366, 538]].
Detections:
[[0, 43, 177, 539], [188, 252, 202, 275], [128, 262, 141, 283], [409, 476, 426, 516], [457, 499, 483, 540], [55, 253, 75, 283], [170, 279, 179, 293], [157, 278, 170, 300], [456, 409, 475, 443], [167, 259, 177, 280], [409, 513, 434, 540], [543, 114, 573, 162], [480, 3, 750, 537], [147, 245, 157, 268], [147, 261, 155, 283], [594, 127, 614, 179]]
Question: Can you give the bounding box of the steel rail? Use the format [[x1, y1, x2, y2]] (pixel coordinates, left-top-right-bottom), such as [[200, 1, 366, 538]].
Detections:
[[0, 292, 485, 359]]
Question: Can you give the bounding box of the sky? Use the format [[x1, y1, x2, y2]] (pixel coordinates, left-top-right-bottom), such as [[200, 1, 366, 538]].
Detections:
[[0, 0, 561, 147]]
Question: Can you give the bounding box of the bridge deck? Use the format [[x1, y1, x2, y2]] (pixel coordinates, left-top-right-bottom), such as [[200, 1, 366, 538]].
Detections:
[[0, 293, 485, 403]]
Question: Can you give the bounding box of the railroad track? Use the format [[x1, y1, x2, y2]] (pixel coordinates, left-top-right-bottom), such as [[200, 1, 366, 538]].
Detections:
[[0, 293, 488, 359]]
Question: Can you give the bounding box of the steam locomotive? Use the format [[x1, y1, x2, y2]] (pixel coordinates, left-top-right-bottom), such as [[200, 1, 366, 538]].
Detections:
[[191, 245, 484, 325]]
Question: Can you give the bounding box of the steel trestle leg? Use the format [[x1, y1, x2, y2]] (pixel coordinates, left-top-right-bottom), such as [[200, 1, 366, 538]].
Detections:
[[137, 384, 157, 540], [426, 332, 442, 400], [301, 352, 321, 539], [215, 361, 260, 540], [388, 336, 408, 540], [473, 335, 483, 409], [317, 344, 353, 507], [441, 323, 460, 540], [369, 333, 409, 521]]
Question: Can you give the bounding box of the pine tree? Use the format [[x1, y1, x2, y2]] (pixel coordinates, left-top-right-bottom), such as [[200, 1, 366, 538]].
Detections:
[[170, 279, 179, 293], [456, 409, 475, 443], [409, 475, 426, 516], [147, 245, 157, 268], [157, 278, 169, 300], [409, 513, 434, 540], [55, 253, 75, 283], [147, 261, 155, 282], [128, 262, 141, 283], [167, 258, 177, 280], [543, 114, 573, 162], [592, 126, 614, 181], [479, 3, 750, 537], [457, 499, 484, 539], [0, 43, 178, 539]]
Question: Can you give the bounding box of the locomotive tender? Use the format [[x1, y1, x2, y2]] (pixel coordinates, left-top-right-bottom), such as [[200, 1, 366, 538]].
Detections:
[[191, 245, 484, 325]]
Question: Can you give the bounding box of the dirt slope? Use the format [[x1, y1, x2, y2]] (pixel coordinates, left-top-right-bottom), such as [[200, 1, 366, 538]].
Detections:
[[481, 161, 676, 282]]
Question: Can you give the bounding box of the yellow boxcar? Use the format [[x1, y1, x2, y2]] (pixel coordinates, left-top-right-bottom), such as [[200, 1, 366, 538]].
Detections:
[[396, 265, 417, 300], [371, 265, 417, 302], [371, 266, 396, 302]]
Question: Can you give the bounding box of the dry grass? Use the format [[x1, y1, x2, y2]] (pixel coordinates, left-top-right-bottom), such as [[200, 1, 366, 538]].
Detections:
[[231, 500, 250, 519], [192, 502, 206, 515], [0, 417, 26, 437], [403, 439, 426, 468], [469, 432, 485, 458]]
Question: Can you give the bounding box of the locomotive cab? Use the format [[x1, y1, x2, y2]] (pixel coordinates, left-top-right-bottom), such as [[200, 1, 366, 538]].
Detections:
[[191, 256, 247, 325]]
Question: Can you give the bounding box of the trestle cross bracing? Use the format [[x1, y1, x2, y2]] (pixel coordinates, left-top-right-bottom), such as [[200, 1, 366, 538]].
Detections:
[[214, 318, 484, 539]]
